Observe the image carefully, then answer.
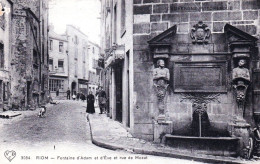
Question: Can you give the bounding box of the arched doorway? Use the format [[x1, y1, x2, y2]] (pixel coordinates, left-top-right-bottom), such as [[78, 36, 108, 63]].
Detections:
[[71, 82, 76, 95]]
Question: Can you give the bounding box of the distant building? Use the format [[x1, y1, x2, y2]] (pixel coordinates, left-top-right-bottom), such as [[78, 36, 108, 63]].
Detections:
[[48, 25, 100, 99], [88, 41, 100, 95], [66, 25, 89, 96], [48, 27, 69, 99]]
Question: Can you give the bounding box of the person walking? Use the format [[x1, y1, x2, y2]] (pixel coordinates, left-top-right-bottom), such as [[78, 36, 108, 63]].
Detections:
[[86, 91, 95, 114], [98, 87, 107, 114], [56, 87, 59, 97], [72, 91, 76, 100], [66, 88, 71, 100], [76, 92, 80, 101]]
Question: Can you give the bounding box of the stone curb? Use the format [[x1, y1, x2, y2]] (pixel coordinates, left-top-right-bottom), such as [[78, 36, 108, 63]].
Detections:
[[87, 114, 247, 164]]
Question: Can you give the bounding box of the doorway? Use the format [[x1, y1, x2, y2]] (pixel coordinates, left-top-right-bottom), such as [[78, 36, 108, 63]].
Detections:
[[126, 51, 130, 127], [27, 81, 32, 106], [115, 63, 123, 122], [0, 80, 2, 111], [71, 82, 76, 95]]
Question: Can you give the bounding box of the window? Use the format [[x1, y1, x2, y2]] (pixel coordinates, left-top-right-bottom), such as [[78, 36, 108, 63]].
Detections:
[[0, 43, 4, 68], [74, 61, 78, 77], [75, 35, 78, 45], [49, 79, 64, 91], [49, 58, 53, 71], [83, 48, 86, 62], [75, 48, 78, 59], [58, 60, 64, 72], [92, 47, 95, 54], [83, 64, 86, 78], [121, 0, 126, 35], [49, 40, 53, 50], [59, 42, 63, 52], [34, 26, 38, 40], [113, 4, 117, 43], [42, 19, 44, 35], [33, 49, 38, 65], [92, 59, 96, 69]]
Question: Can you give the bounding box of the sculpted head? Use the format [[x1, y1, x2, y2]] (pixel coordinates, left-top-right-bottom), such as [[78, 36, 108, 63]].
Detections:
[[157, 59, 165, 68], [238, 59, 246, 67]]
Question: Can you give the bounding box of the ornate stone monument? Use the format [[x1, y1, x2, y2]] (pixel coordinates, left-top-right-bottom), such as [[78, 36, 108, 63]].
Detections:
[[153, 59, 169, 123], [232, 59, 250, 119]]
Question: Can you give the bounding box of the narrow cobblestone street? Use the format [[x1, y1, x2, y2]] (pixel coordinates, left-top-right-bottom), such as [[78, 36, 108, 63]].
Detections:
[[0, 100, 203, 164]]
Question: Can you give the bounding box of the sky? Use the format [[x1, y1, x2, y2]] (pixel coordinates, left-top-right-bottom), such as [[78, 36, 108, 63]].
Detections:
[[48, 0, 101, 45]]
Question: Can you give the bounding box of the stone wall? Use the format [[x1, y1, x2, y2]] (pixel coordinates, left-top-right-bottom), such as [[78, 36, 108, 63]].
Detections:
[[132, 0, 260, 140], [10, 0, 49, 109], [0, 0, 12, 111]]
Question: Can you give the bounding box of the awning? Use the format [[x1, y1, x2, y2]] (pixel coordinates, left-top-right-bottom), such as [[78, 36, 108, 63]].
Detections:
[[105, 45, 125, 67]]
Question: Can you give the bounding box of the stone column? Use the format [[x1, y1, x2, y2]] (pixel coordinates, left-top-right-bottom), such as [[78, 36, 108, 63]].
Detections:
[[229, 41, 253, 157]]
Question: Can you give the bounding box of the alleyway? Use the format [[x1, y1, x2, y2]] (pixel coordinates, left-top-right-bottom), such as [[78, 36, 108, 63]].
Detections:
[[0, 100, 203, 164]]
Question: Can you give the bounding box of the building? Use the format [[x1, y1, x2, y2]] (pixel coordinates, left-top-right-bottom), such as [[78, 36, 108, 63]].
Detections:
[[0, 0, 12, 112], [48, 25, 99, 99], [88, 41, 101, 95], [66, 25, 89, 96], [0, 0, 49, 110], [100, 0, 260, 156], [48, 27, 69, 99]]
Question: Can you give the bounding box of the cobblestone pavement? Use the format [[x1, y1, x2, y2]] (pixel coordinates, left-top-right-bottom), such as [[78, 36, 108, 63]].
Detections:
[[0, 100, 203, 164]]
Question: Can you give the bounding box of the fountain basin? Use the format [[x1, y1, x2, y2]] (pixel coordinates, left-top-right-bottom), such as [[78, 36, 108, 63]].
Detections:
[[164, 134, 239, 157]]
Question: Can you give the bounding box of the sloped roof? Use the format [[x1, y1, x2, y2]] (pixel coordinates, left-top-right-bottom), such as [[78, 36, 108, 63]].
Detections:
[[49, 31, 68, 42]]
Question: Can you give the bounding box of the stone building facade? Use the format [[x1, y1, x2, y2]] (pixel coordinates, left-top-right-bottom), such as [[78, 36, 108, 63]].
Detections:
[[48, 25, 100, 99], [88, 41, 101, 95], [48, 28, 69, 99], [65, 25, 89, 96], [0, 0, 12, 112], [0, 0, 49, 110], [101, 0, 260, 157]]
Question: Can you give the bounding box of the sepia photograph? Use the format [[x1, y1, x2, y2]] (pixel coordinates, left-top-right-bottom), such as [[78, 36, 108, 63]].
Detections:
[[0, 0, 260, 163]]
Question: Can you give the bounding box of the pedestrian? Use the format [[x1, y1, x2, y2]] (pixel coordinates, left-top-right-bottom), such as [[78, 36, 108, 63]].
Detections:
[[98, 87, 107, 114], [76, 92, 80, 101], [86, 91, 95, 114], [56, 87, 59, 96], [66, 88, 71, 100], [81, 93, 86, 102], [72, 91, 76, 100]]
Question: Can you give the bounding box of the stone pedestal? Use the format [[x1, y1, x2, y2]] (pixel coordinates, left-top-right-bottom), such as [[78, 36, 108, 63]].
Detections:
[[228, 119, 250, 156], [153, 120, 173, 143]]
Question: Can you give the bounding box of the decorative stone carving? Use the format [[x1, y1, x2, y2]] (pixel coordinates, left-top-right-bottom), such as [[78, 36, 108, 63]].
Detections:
[[232, 59, 251, 119], [180, 93, 220, 104], [190, 21, 211, 44], [153, 59, 169, 123], [181, 93, 220, 137]]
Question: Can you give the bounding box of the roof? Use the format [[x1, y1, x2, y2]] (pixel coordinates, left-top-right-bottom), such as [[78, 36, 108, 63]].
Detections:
[[49, 31, 68, 42], [88, 41, 101, 49], [66, 24, 88, 38]]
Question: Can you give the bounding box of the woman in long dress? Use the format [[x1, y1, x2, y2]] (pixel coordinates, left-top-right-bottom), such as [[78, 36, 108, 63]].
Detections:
[[86, 91, 95, 114]]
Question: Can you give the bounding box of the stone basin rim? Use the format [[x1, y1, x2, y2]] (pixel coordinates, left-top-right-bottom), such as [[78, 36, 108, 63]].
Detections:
[[165, 134, 239, 140]]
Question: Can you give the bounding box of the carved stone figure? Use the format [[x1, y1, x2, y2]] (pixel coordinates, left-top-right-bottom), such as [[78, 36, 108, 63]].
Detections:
[[232, 59, 251, 119], [190, 21, 211, 44], [232, 59, 250, 83], [153, 59, 169, 123]]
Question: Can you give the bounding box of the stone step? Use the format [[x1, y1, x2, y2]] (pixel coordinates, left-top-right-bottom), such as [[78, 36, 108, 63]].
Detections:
[[0, 111, 22, 119]]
